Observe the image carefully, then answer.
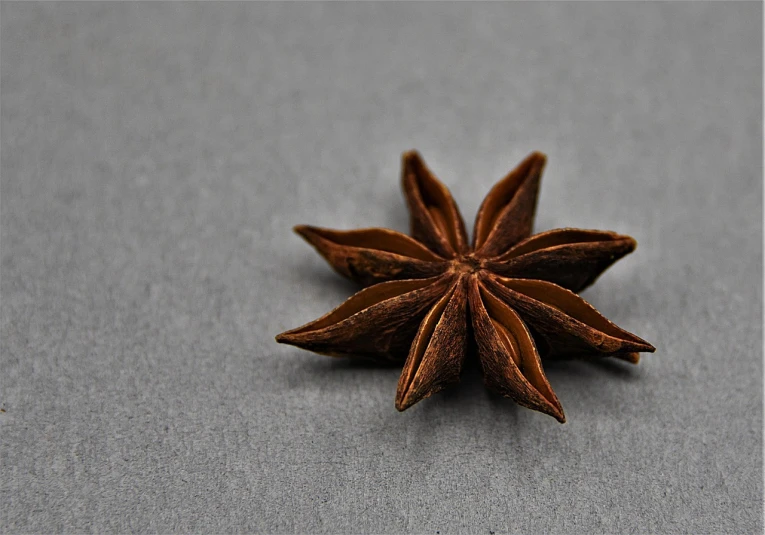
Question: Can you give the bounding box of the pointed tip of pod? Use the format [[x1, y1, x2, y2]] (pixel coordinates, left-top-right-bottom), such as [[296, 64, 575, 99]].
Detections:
[[631, 339, 656, 354], [394, 387, 429, 412], [274, 332, 289, 344], [394, 398, 409, 412], [550, 406, 567, 424], [394, 386, 421, 412], [293, 225, 326, 249], [292, 224, 313, 238], [528, 151, 548, 165], [274, 331, 299, 346], [618, 234, 638, 253], [275, 330, 319, 353], [537, 395, 566, 423], [401, 149, 421, 161], [401, 150, 427, 173]]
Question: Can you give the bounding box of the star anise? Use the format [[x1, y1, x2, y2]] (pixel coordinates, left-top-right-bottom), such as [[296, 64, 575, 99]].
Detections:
[[275, 151, 655, 422]]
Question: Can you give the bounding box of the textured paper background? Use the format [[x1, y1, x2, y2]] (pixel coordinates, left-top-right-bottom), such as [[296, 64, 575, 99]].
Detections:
[[1, 2, 762, 533]]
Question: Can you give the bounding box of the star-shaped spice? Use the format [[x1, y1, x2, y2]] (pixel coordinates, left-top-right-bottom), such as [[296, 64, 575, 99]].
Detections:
[[276, 151, 655, 422]]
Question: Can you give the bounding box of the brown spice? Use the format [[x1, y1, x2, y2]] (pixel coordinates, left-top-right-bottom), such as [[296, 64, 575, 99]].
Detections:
[[276, 151, 655, 422]]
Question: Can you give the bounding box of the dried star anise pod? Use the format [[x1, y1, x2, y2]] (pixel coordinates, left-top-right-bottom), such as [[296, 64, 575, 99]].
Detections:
[[275, 151, 655, 422]]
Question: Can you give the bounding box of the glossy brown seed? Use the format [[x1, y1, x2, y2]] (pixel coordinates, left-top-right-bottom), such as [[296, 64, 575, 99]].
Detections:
[[276, 151, 655, 422]]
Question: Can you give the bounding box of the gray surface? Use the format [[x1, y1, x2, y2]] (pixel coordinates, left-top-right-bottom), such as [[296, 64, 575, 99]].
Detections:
[[1, 2, 762, 533]]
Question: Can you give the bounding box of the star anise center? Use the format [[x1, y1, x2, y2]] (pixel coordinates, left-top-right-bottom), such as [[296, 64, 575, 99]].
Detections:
[[450, 254, 484, 275]]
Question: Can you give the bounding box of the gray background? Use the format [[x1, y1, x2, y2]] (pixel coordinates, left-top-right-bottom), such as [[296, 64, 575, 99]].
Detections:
[[1, 2, 762, 533]]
